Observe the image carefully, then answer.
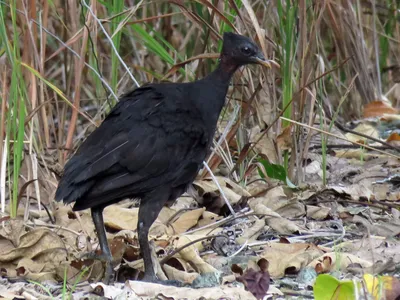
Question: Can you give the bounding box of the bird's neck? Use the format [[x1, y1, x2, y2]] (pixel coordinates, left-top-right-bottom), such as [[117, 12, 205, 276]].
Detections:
[[205, 59, 239, 83], [193, 60, 239, 127]]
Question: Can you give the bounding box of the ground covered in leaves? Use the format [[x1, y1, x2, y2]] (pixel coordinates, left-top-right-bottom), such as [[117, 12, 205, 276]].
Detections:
[[1, 111, 400, 300]]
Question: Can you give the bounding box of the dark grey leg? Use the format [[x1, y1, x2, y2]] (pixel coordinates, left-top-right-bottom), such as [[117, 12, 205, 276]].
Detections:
[[137, 189, 169, 282], [91, 207, 113, 284]]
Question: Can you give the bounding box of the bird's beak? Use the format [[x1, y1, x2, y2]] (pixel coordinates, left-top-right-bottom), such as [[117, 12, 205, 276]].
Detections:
[[253, 53, 272, 68]]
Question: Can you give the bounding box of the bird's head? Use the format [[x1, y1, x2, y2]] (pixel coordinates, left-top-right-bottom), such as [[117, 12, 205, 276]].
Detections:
[[220, 32, 271, 68]]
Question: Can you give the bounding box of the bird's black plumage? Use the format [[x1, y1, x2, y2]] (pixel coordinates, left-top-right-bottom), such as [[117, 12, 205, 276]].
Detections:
[[55, 32, 269, 284], [56, 83, 212, 210]]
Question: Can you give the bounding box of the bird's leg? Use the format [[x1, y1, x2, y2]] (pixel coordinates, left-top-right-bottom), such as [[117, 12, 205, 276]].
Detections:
[[90, 207, 114, 284], [138, 189, 169, 283]]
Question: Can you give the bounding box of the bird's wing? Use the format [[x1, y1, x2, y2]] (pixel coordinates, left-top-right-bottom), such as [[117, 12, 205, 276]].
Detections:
[[55, 85, 208, 205]]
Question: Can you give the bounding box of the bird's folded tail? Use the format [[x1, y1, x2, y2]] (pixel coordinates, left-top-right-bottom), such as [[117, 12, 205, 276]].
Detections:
[[55, 178, 95, 205]]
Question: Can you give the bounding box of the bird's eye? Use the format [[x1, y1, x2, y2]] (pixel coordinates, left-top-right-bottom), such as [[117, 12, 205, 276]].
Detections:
[[242, 46, 252, 55]]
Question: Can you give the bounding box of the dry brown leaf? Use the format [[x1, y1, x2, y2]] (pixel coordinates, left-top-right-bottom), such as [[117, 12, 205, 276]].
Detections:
[[363, 101, 399, 118], [162, 263, 199, 284], [250, 129, 278, 164], [337, 237, 386, 253], [314, 256, 332, 273], [0, 289, 24, 300], [197, 211, 223, 228], [223, 187, 243, 205], [0, 219, 67, 281], [149, 222, 169, 238], [16, 257, 45, 274], [220, 177, 252, 197], [306, 205, 331, 220], [387, 190, 400, 201], [277, 125, 293, 151], [89, 282, 131, 299], [247, 180, 270, 197], [333, 149, 383, 160], [345, 123, 379, 144], [387, 132, 400, 142], [0, 218, 25, 246], [113, 230, 137, 244], [175, 235, 218, 274], [124, 257, 144, 273], [335, 237, 400, 268], [386, 132, 400, 147], [260, 185, 287, 203], [157, 207, 179, 224], [16, 258, 59, 282], [163, 257, 192, 272], [380, 113, 400, 122], [194, 179, 220, 194], [194, 177, 245, 205], [236, 218, 265, 245], [169, 208, 205, 234], [127, 280, 257, 299], [248, 201, 301, 234], [53, 204, 95, 254], [372, 183, 391, 201], [252, 186, 305, 218], [109, 236, 127, 262], [308, 252, 373, 272], [295, 188, 320, 201], [222, 274, 237, 284], [0, 237, 15, 255], [329, 183, 373, 200], [0, 228, 66, 262], [259, 242, 325, 278], [366, 220, 400, 237], [202, 255, 240, 274], [103, 206, 138, 231], [170, 196, 198, 211]]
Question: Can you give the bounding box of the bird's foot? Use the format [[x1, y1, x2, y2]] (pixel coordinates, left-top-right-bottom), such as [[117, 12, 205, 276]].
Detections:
[[103, 261, 114, 285], [141, 274, 183, 287], [79, 251, 115, 285], [79, 251, 111, 262]]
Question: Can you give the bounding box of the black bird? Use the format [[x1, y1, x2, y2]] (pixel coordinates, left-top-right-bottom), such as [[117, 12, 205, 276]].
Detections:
[[55, 32, 270, 284]]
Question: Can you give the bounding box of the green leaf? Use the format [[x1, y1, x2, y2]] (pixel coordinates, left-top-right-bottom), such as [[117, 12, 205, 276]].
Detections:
[[131, 24, 174, 65], [258, 159, 286, 182], [313, 274, 355, 300]]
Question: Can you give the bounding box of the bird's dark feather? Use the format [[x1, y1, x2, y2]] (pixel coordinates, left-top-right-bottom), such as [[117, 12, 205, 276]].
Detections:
[[55, 84, 210, 211]]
